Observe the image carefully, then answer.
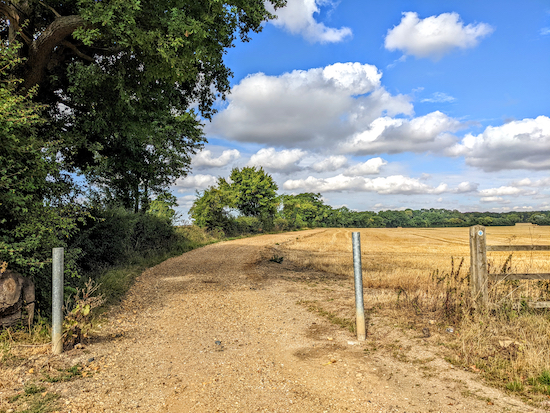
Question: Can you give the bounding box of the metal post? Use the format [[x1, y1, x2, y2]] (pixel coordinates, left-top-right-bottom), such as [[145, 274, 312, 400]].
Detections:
[[469, 226, 488, 308], [52, 247, 64, 355], [352, 232, 366, 341]]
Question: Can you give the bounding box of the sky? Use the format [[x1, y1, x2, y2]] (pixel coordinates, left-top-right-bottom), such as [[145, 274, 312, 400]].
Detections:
[[173, 0, 550, 220]]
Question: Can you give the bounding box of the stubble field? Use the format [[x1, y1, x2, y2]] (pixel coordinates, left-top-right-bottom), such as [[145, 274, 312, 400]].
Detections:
[[273, 225, 550, 401]]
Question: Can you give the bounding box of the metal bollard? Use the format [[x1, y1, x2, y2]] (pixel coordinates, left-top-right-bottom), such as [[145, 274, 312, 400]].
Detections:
[[352, 232, 366, 341], [52, 247, 64, 354]]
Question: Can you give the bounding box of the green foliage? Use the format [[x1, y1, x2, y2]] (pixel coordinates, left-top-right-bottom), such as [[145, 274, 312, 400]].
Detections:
[[70, 207, 177, 272], [190, 167, 278, 234], [228, 167, 278, 221], [63, 279, 105, 347], [0, 43, 83, 309], [147, 192, 178, 222], [189, 185, 234, 232], [1, 0, 285, 211]]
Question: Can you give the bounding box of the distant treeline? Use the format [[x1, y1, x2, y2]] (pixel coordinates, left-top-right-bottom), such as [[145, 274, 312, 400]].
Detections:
[[189, 167, 550, 235], [278, 192, 550, 229]]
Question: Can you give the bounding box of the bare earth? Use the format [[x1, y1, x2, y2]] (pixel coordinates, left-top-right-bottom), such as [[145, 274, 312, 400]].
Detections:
[[2, 230, 545, 412]]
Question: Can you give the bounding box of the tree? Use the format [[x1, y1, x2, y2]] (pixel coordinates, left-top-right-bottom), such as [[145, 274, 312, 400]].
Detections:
[[189, 185, 233, 232], [226, 167, 278, 226], [147, 192, 179, 222], [280, 193, 329, 228], [0, 0, 285, 208]]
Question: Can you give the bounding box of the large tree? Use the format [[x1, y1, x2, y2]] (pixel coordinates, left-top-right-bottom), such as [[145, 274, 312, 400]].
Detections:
[[0, 0, 285, 210]]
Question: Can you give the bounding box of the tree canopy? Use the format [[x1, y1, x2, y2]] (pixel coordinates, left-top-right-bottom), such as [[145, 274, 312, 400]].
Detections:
[[0, 0, 285, 209]]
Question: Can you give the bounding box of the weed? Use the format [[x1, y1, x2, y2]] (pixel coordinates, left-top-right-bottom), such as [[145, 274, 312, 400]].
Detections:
[[43, 364, 82, 383], [64, 279, 105, 347], [506, 380, 524, 392], [269, 255, 284, 264], [298, 300, 355, 333], [538, 370, 550, 385], [7, 383, 60, 413]]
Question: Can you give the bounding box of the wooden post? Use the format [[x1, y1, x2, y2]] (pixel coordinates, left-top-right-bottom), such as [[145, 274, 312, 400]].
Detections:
[[469, 225, 488, 308]]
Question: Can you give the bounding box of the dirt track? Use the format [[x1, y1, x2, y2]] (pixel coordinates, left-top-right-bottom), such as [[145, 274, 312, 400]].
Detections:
[[4, 230, 544, 412]]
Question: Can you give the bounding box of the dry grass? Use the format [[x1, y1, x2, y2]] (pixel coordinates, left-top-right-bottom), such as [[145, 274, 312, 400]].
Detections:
[[278, 226, 550, 399]]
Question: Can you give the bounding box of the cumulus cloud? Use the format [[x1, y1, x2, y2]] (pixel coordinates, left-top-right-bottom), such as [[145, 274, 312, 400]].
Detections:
[[343, 157, 387, 176], [208, 62, 414, 149], [421, 92, 456, 103], [248, 147, 306, 173], [175, 174, 217, 191], [478, 186, 532, 197], [267, 0, 352, 43], [447, 116, 550, 171], [311, 155, 348, 172], [177, 195, 196, 208], [512, 177, 550, 187], [455, 181, 479, 193], [283, 174, 448, 195], [192, 149, 240, 168], [480, 196, 506, 203], [384, 12, 494, 60], [339, 111, 463, 155]]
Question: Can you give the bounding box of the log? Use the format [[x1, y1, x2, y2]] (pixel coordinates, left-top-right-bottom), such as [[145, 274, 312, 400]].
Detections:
[[0, 270, 35, 328]]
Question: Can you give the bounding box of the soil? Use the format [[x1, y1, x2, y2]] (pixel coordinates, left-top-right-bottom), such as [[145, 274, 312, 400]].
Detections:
[[1, 230, 546, 413]]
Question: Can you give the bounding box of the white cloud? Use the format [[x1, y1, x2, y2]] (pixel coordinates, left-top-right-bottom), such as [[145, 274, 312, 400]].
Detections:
[[480, 196, 505, 203], [283, 174, 448, 195], [311, 155, 348, 172], [512, 177, 550, 187], [192, 149, 240, 168], [209, 62, 414, 149], [248, 147, 306, 173], [478, 186, 532, 197], [541, 27, 550, 36], [384, 12, 494, 60], [455, 181, 479, 193], [447, 116, 550, 171], [340, 111, 462, 155], [513, 206, 534, 211], [343, 157, 387, 176], [175, 174, 217, 191], [177, 195, 196, 208], [267, 0, 352, 43], [421, 92, 456, 103]]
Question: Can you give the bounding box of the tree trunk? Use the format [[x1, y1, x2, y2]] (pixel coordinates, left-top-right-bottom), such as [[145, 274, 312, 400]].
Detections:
[[24, 14, 86, 89]]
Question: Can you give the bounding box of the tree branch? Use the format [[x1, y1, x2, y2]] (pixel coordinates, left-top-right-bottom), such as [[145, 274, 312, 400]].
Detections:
[[0, 1, 32, 44], [24, 14, 86, 89], [38, 1, 61, 18], [60, 40, 94, 62]]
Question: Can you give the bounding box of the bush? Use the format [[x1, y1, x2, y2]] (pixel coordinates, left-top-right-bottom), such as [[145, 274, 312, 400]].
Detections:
[[70, 207, 176, 272]]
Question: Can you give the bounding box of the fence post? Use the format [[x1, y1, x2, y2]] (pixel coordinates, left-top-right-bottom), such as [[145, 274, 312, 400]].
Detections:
[[52, 247, 64, 355], [352, 232, 366, 341], [469, 225, 488, 308]]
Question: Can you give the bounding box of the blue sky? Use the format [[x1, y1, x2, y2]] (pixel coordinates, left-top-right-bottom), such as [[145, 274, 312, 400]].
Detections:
[[174, 0, 550, 220]]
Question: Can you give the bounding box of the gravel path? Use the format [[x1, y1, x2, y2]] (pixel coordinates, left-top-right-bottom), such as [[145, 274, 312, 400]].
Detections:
[[30, 230, 543, 412]]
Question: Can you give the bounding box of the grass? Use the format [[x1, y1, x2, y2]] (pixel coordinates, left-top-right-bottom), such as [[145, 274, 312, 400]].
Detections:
[[278, 226, 550, 401], [298, 300, 356, 333], [5, 383, 60, 413]]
